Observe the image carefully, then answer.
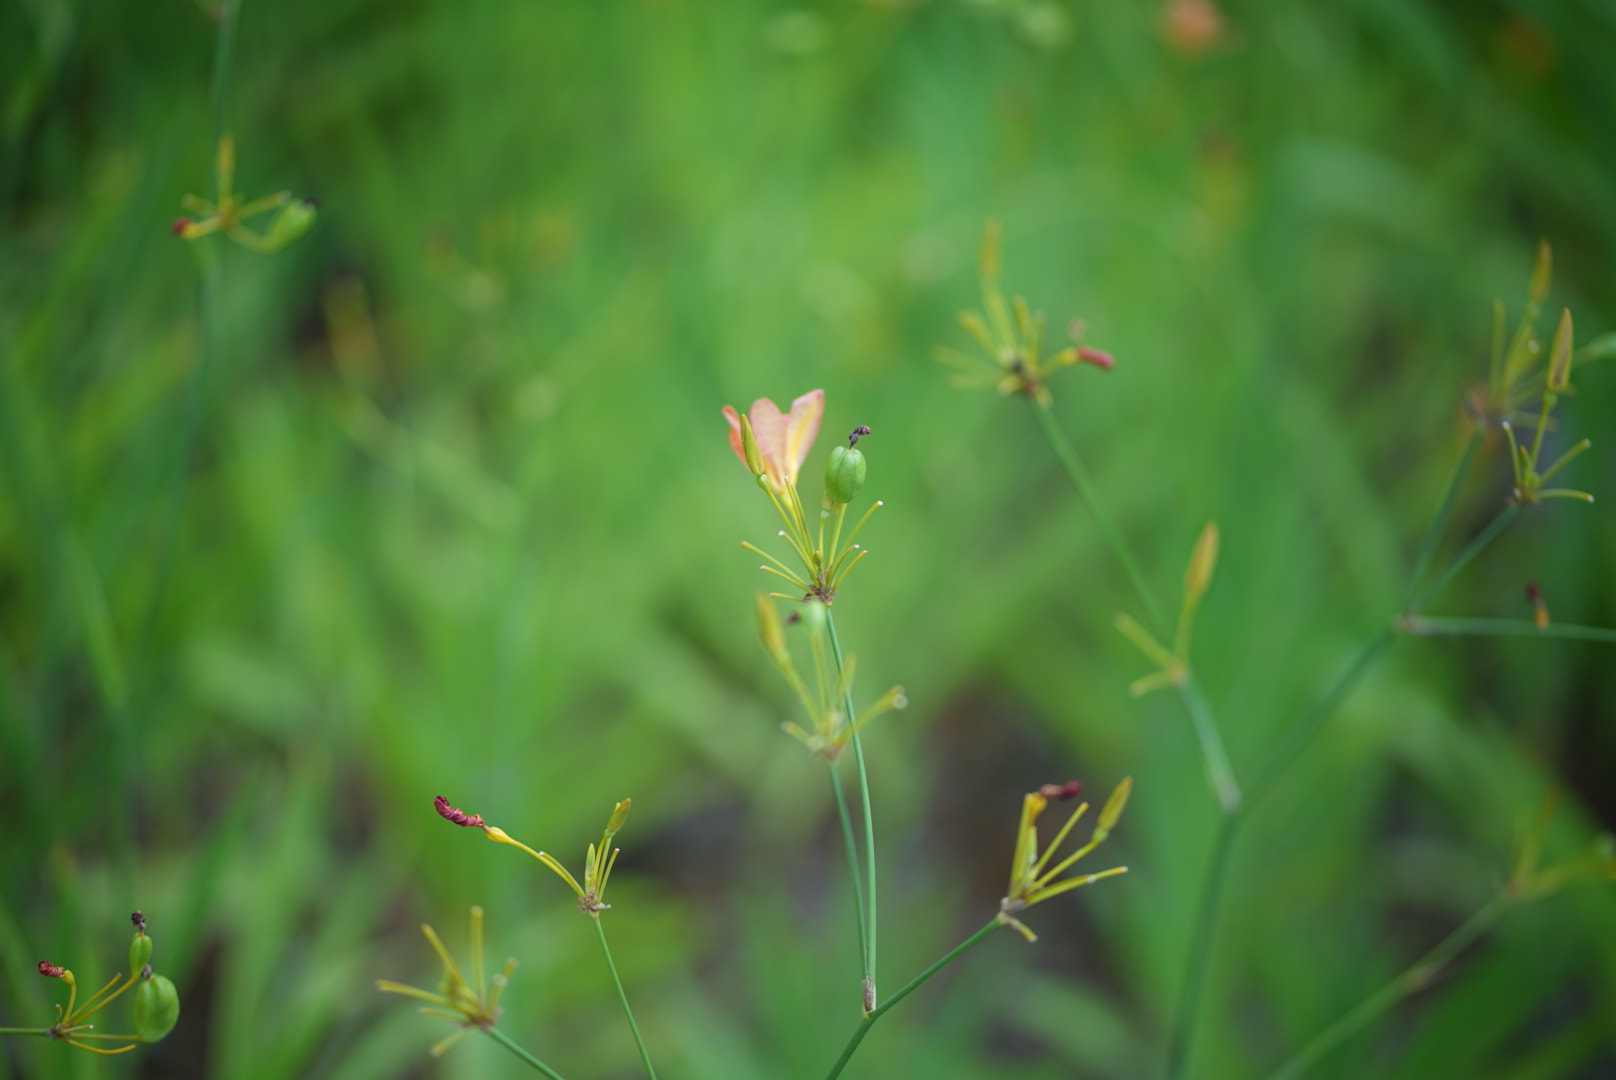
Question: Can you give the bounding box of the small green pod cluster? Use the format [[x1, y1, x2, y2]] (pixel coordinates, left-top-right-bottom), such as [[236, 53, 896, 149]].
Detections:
[[824, 445, 866, 505], [134, 973, 180, 1043]]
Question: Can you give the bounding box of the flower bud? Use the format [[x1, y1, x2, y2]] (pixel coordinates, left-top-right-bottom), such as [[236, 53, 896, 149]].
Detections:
[[824, 445, 866, 505], [755, 593, 789, 662], [134, 973, 180, 1043], [1098, 776, 1133, 831], [1547, 308, 1573, 393], [263, 198, 318, 252], [606, 797, 632, 836], [130, 931, 152, 975], [1528, 239, 1552, 304], [740, 415, 767, 478], [1184, 521, 1220, 603]]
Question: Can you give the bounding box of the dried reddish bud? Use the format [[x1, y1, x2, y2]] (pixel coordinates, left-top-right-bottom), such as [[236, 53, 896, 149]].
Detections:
[[1077, 346, 1115, 371], [131, 910, 147, 933], [1525, 580, 1542, 604], [435, 794, 485, 829], [38, 962, 65, 978], [171, 217, 192, 236], [848, 425, 872, 448], [1039, 780, 1083, 800]]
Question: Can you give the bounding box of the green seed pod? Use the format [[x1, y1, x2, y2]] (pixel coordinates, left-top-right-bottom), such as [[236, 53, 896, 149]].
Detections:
[[134, 974, 180, 1043], [263, 198, 318, 252], [798, 598, 827, 638], [824, 445, 866, 505], [129, 932, 152, 975]]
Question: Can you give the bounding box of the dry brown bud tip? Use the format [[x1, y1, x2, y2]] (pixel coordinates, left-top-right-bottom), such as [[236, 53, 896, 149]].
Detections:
[[38, 962, 65, 978], [1039, 780, 1083, 800], [171, 217, 191, 236], [434, 794, 485, 829], [848, 425, 871, 447], [131, 910, 147, 933]]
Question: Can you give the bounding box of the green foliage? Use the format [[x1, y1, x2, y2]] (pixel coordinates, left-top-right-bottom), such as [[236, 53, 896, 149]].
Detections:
[[3, 0, 1615, 1077]]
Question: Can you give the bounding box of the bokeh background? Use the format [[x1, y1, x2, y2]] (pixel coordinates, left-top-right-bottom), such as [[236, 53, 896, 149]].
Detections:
[[4, 0, 1616, 1077]]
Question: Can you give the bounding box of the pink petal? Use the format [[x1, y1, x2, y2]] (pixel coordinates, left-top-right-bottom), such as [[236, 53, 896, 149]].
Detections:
[[781, 389, 824, 484], [721, 405, 749, 469], [748, 397, 789, 485]]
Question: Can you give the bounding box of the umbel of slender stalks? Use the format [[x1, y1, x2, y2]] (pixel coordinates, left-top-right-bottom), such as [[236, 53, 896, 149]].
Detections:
[[3, 912, 180, 1056]]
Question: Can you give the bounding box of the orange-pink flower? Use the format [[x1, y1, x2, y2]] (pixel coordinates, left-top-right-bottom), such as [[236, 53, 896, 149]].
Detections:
[[722, 390, 825, 491]]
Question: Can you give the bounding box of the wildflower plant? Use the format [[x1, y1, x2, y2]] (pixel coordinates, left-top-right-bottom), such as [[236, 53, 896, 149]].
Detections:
[[173, 133, 318, 252], [997, 779, 1131, 942], [723, 390, 883, 603], [944, 224, 1616, 1080], [1, 912, 180, 1057], [415, 795, 658, 1079], [374, 908, 545, 1068]]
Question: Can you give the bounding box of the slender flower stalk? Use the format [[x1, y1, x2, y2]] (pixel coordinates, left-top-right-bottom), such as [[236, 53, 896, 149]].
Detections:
[[436, 794, 631, 916], [822, 919, 1002, 1080], [826, 609, 880, 1013], [594, 918, 658, 1080]]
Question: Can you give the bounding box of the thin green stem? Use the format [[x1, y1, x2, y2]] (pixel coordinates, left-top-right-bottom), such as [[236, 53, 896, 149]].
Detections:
[[828, 765, 871, 979], [1165, 811, 1243, 1080], [1172, 459, 1513, 1076], [592, 918, 657, 1080], [210, 0, 241, 160], [0, 1027, 51, 1036], [1398, 428, 1483, 610], [1266, 895, 1510, 1080], [825, 611, 878, 1010], [485, 1025, 569, 1080], [1032, 400, 1166, 633], [823, 919, 1001, 1080], [1404, 505, 1519, 615], [1244, 628, 1395, 810], [1032, 402, 1239, 809], [1177, 674, 1241, 812], [1400, 617, 1616, 643]]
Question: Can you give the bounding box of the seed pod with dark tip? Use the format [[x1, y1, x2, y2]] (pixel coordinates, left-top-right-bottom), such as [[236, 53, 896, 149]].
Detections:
[[824, 445, 866, 505], [134, 973, 180, 1043], [129, 930, 152, 975]]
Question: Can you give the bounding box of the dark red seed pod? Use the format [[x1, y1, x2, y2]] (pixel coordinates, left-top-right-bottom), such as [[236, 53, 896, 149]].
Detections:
[[434, 794, 485, 829], [1039, 780, 1083, 800]]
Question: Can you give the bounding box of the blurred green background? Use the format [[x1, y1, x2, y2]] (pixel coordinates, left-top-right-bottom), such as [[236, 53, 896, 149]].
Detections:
[[4, 0, 1615, 1077]]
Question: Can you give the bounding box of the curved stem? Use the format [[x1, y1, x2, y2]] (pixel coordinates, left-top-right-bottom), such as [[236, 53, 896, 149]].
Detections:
[[823, 919, 1001, 1080], [828, 765, 871, 981], [1266, 895, 1510, 1080], [486, 1025, 569, 1080], [825, 611, 878, 1009], [1032, 400, 1166, 633], [1164, 810, 1243, 1080], [593, 918, 657, 1080]]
